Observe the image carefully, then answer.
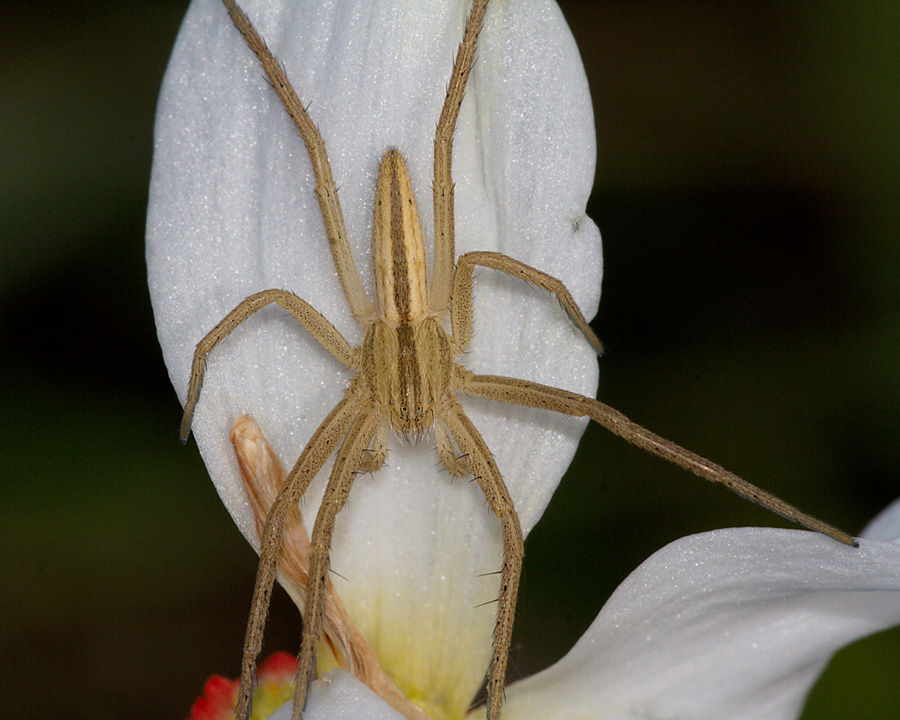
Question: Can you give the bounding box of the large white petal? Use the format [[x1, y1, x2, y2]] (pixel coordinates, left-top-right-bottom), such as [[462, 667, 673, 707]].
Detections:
[[502, 505, 900, 720], [269, 670, 406, 720], [147, 0, 599, 712], [859, 497, 900, 542]]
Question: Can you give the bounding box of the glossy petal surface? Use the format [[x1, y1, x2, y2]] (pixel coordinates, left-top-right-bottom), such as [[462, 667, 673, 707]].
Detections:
[[268, 670, 406, 720], [502, 505, 900, 720]]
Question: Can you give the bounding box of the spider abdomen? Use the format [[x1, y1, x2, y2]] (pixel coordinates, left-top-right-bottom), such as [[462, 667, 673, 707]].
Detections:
[[371, 148, 430, 326]]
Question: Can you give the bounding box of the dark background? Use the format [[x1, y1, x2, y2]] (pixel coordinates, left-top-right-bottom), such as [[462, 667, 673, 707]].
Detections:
[[2, 1, 898, 718]]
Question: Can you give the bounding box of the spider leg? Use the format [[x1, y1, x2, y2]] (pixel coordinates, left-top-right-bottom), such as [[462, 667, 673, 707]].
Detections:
[[358, 421, 389, 474], [440, 394, 523, 720], [431, 0, 490, 315], [232, 415, 434, 720], [234, 380, 364, 720], [232, 415, 359, 676], [435, 418, 472, 476], [451, 250, 603, 356], [453, 366, 858, 547], [221, 0, 375, 326], [181, 288, 355, 441], [292, 409, 381, 720]]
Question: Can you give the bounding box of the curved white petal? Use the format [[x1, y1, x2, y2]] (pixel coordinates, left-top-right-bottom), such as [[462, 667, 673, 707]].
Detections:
[[859, 497, 900, 542], [270, 670, 406, 720], [147, 0, 599, 711], [503, 505, 900, 720]]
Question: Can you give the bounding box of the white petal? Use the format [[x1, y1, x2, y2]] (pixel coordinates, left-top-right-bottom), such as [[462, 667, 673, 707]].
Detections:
[[147, 0, 599, 711], [269, 670, 406, 720], [860, 497, 900, 542], [503, 513, 900, 720]]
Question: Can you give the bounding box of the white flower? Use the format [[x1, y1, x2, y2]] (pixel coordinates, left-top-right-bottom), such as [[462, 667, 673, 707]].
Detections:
[[149, 0, 597, 714], [277, 501, 900, 720], [147, 1, 900, 719]]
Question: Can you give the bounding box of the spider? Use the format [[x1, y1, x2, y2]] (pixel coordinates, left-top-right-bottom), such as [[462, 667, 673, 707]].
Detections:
[[177, 1, 857, 719]]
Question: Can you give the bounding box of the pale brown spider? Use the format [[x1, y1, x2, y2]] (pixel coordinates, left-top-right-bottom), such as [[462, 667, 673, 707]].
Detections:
[[178, 1, 857, 719]]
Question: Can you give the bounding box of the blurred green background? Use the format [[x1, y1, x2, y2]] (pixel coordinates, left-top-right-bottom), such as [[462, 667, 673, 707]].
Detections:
[[2, 1, 898, 718]]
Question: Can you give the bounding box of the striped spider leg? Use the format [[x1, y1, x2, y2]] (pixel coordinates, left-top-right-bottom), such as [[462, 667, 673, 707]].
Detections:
[[179, 1, 858, 719]]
